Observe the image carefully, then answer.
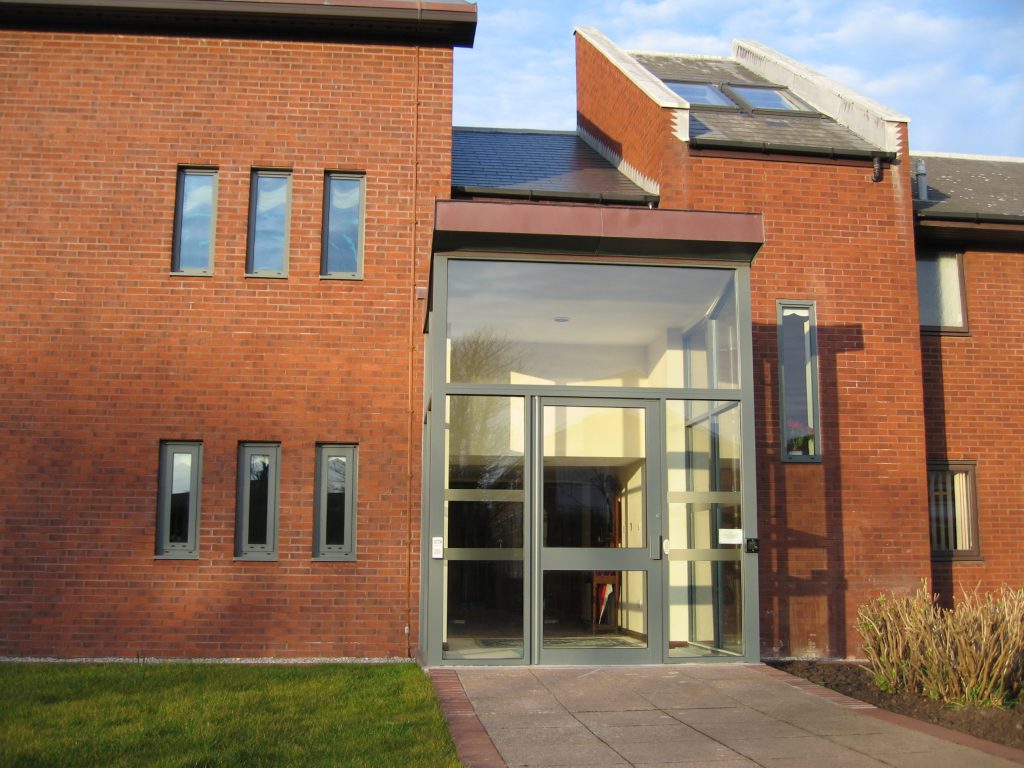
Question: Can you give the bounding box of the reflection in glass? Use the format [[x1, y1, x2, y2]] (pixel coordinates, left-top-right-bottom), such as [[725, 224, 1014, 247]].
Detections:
[[169, 452, 192, 543], [444, 560, 524, 660], [248, 454, 270, 546], [543, 571, 646, 648], [668, 557, 742, 657], [543, 405, 645, 548], [250, 172, 290, 273], [325, 456, 346, 546], [779, 305, 817, 458], [175, 171, 215, 272], [323, 174, 362, 275], [446, 260, 738, 388]]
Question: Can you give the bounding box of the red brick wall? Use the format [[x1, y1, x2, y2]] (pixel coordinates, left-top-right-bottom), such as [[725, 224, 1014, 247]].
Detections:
[[578, 44, 932, 658], [576, 33, 669, 189], [922, 246, 1024, 599], [0, 31, 451, 657]]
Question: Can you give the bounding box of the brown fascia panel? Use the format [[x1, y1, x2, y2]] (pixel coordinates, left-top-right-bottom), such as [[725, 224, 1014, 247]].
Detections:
[[916, 217, 1024, 250], [0, 0, 478, 46], [433, 200, 764, 261]]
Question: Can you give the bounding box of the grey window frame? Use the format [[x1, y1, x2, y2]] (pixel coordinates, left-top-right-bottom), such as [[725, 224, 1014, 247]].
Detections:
[[314, 444, 358, 561], [171, 167, 217, 276], [777, 299, 821, 463], [321, 172, 366, 280], [156, 441, 202, 559], [927, 460, 981, 560], [235, 442, 281, 560], [917, 251, 969, 336], [246, 169, 292, 278]]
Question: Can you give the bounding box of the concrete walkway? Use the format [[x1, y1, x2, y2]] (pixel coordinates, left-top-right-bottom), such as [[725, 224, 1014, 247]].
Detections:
[[431, 664, 1024, 768]]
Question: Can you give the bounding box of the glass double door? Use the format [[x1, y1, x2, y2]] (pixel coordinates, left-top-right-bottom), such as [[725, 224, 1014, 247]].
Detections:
[[442, 397, 660, 664], [441, 395, 746, 664]]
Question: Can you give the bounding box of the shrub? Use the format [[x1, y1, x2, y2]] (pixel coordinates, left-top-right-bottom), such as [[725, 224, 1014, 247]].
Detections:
[[857, 582, 1024, 707]]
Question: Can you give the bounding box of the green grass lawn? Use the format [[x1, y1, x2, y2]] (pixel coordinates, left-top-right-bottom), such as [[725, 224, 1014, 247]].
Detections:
[[0, 662, 460, 768]]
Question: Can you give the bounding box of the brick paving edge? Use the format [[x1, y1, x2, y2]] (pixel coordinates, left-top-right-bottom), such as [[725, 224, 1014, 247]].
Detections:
[[429, 668, 507, 768]]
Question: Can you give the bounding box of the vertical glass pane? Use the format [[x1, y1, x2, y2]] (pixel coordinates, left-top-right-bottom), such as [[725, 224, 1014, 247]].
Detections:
[[443, 396, 525, 659], [177, 172, 214, 271], [169, 452, 192, 543], [444, 560, 524, 660], [248, 454, 270, 546], [780, 306, 816, 457], [251, 174, 289, 272], [542, 571, 646, 648], [917, 255, 964, 327], [325, 456, 346, 546], [666, 401, 744, 657], [324, 175, 361, 274], [446, 260, 738, 388], [543, 405, 645, 548]]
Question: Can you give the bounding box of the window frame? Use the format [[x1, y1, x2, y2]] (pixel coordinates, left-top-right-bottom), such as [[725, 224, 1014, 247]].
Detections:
[[321, 172, 366, 280], [777, 299, 822, 463], [156, 441, 202, 559], [246, 169, 292, 278], [927, 461, 981, 561], [235, 442, 281, 560], [171, 167, 217, 276], [314, 444, 358, 561], [917, 251, 969, 336]]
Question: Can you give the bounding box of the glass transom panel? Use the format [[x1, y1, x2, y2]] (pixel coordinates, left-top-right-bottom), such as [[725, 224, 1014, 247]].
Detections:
[[446, 261, 739, 388]]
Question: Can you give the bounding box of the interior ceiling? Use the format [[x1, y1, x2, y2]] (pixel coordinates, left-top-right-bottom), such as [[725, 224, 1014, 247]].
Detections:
[[446, 260, 733, 346]]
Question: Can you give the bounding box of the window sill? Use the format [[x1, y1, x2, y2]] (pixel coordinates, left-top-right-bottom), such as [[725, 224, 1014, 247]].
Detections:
[[921, 326, 970, 337], [170, 271, 213, 278], [320, 274, 363, 281], [931, 553, 983, 563], [313, 554, 356, 562], [245, 273, 288, 279], [155, 552, 199, 560], [234, 554, 279, 562]]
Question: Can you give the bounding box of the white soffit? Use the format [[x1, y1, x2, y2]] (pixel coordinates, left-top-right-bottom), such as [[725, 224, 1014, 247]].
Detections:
[[734, 39, 909, 154]]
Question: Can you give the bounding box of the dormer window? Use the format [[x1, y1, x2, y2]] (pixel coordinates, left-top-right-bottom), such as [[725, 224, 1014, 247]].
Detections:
[[727, 85, 812, 112], [665, 81, 735, 107]]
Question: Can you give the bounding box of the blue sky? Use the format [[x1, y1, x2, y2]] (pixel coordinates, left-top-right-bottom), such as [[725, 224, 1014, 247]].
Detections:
[[453, 0, 1024, 157]]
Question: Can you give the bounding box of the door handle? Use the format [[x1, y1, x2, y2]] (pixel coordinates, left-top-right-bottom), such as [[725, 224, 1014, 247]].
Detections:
[[650, 535, 663, 560]]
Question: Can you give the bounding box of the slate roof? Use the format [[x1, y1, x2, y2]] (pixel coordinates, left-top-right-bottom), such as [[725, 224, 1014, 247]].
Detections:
[[912, 153, 1024, 223], [452, 128, 655, 204], [632, 53, 882, 158]]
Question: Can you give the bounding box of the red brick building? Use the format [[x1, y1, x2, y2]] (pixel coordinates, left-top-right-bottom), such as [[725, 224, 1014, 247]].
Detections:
[[1, 4, 1021, 664]]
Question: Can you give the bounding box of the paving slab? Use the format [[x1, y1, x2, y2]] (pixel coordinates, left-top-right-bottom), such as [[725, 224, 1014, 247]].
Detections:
[[431, 664, 1024, 768]]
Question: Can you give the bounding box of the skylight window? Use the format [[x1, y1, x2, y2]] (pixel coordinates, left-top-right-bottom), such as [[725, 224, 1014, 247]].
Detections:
[[666, 81, 735, 107], [728, 85, 810, 112]]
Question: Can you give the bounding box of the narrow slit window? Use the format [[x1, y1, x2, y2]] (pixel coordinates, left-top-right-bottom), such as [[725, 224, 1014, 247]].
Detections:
[[156, 442, 202, 558], [314, 444, 357, 560], [321, 173, 365, 279], [777, 301, 820, 461], [247, 170, 291, 276], [928, 462, 979, 559], [172, 168, 216, 274], [917, 252, 967, 333], [236, 443, 280, 559]]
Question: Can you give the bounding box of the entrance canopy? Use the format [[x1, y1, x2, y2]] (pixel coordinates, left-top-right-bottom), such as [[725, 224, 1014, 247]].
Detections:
[[433, 200, 764, 260]]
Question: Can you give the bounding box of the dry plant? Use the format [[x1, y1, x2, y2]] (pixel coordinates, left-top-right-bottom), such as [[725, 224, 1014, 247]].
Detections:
[[857, 582, 1024, 707]]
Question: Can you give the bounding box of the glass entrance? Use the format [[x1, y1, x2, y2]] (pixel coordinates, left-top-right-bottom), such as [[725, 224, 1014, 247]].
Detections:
[[537, 401, 660, 664], [427, 256, 757, 665]]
